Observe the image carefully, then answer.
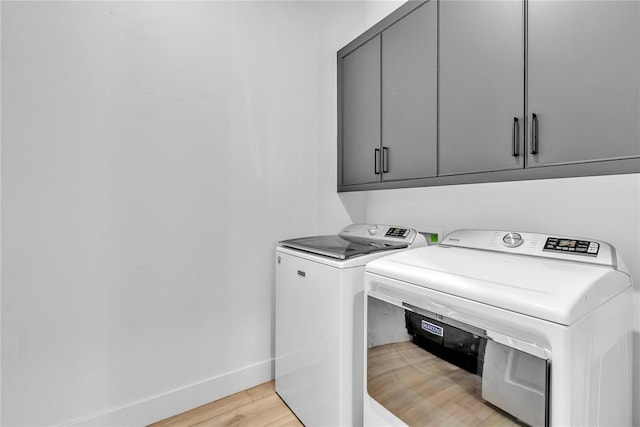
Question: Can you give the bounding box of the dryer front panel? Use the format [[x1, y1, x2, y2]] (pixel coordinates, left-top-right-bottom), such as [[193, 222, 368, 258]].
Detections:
[[366, 292, 550, 427]]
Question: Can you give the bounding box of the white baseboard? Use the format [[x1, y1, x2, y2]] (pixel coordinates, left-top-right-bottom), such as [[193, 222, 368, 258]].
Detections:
[[63, 359, 274, 427]]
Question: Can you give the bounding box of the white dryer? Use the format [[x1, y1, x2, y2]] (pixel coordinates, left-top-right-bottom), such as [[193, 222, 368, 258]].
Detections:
[[364, 229, 633, 427], [275, 224, 429, 426]]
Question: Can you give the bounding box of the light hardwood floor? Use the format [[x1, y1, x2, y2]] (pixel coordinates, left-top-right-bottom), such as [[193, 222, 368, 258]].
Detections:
[[152, 341, 520, 427], [149, 381, 302, 427], [367, 341, 520, 426]]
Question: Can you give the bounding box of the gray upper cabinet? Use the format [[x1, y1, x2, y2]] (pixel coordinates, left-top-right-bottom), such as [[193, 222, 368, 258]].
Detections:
[[338, 1, 436, 187], [381, 1, 437, 181], [337, 0, 640, 192], [341, 35, 381, 186], [527, 0, 640, 167], [439, 0, 524, 176]]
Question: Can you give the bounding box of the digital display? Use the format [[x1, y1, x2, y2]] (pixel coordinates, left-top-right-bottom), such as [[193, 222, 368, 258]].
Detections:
[[544, 237, 599, 256], [385, 227, 410, 238]]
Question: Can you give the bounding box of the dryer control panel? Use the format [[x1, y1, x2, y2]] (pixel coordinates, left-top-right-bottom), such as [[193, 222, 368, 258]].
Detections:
[[440, 229, 617, 268]]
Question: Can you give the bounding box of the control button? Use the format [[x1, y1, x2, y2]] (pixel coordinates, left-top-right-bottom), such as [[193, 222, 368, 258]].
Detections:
[[587, 247, 598, 254], [368, 225, 379, 235], [503, 232, 523, 248]]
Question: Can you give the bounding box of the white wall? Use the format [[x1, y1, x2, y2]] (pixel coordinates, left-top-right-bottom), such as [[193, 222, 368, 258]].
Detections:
[[359, 174, 640, 425], [363, 0, 405, 27], [1, 2, 368, 425]]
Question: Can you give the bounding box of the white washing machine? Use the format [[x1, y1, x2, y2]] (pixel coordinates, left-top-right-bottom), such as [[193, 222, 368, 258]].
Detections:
[[364, 229, 633, 427], [275, 224, 429, 426]]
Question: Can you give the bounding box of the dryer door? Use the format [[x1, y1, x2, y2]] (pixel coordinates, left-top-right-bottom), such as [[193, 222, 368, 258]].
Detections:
[[366, 292, 550, 427]]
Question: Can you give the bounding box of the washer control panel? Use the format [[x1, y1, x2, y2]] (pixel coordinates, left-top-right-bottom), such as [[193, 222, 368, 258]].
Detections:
[[385, 227, 411, 238], [339, 224, 427, 247], [366, 225, 410, 238], [544, 237, 600, 256]]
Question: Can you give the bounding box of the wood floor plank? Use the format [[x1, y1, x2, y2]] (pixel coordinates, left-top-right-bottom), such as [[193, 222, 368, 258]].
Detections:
[[151, 391, 253, 427], [367, 341, 521, 426], [192, 394, 292, 427], [246, 381, 275, 402], [263, 413, 303, 427], [148, 380, 302, 427]]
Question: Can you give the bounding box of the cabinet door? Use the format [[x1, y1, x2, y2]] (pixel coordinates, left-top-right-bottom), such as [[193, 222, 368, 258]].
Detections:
[[381, 1, 437, 181], [439, 0, 524, 175], [341, 35, 381, 185], [527, 0, 640, 167]]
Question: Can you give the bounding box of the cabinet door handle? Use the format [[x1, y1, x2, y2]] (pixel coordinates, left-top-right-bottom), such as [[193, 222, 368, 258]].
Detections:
[[382, 147, 389, 173], [512, 117, 520, 157], [531, 113, 539, 155], [374, 148, 381, 174]]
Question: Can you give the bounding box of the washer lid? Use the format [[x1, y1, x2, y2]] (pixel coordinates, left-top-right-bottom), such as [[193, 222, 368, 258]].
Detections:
[[366, 244, 632, 325], [279, 235, 408, 260]]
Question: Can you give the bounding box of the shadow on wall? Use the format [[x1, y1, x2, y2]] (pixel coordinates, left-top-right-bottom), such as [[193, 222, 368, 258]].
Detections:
[[338, 192, 367, 224]]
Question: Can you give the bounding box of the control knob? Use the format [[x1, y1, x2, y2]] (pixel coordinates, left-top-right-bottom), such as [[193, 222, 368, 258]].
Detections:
[[503, 232, 523, 248]]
